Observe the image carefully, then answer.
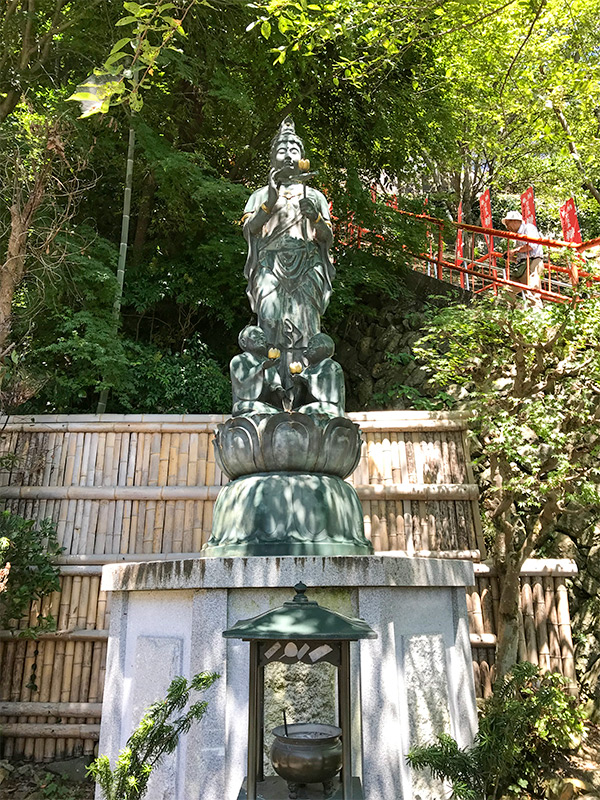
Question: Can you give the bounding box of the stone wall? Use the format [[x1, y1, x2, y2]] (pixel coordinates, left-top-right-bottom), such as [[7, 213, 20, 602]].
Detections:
[[329, 267, 466, 411]]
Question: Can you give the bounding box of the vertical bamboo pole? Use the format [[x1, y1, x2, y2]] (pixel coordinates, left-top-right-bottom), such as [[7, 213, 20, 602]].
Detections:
[[555, 578, 576, 685], [532, 577, 550, 672], [381, 434, 392, 485], [197, 433, 208, 487], [62, 575, 82, 756], [390, 436, 400, 484], [520, 578, 539, 665], [52, 576, 72, 759], [192, 498, 205, 552], [96, 118, 136, 413], [544, 576, 562, 672]]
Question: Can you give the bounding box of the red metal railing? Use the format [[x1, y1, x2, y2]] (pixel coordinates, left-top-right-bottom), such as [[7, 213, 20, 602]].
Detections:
[[336, 204, 600, 303]]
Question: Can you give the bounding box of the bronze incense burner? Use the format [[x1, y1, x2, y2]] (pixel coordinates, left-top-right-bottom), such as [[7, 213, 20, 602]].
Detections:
[[270, 722, 342, 798]]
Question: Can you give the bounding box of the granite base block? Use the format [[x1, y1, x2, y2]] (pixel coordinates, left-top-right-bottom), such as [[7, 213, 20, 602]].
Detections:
[[98, 555, 477, 800], [237, 776, 363, 799]]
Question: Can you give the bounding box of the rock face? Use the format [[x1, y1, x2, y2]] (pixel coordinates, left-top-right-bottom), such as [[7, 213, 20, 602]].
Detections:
[[328, 270, 465, 411]]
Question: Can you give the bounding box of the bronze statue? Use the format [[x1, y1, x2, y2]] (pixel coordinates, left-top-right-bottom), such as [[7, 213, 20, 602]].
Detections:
[[242, 118, 334, 385], [294, 333, 345, 418], [230, 325, 285, 416], [205, 118, 373, 558]]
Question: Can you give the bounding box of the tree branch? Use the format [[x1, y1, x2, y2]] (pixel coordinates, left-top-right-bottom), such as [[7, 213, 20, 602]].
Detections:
[[498, 0, 547, 97], [552, 103, 600, 205]]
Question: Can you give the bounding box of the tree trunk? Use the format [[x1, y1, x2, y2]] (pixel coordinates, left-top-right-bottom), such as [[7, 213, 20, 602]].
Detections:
[[0, 159, 51, 350], [494, 558, 523, 679]]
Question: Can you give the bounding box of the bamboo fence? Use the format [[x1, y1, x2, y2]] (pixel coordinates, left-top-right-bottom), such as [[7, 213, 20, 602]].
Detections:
[[0, 412, 576, 759]]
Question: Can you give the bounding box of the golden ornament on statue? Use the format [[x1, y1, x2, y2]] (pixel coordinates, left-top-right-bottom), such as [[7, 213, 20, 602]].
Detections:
[[289, 362, 303, 374], [268, 348, 280, 359], [298, 158, 310, 171]]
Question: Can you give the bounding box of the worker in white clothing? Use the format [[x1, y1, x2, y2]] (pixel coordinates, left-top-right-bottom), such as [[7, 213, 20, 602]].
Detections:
[[502, 210, 544, 304]]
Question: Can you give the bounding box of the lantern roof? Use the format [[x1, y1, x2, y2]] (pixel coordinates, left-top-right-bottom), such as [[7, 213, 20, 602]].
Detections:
[[222, 583, 377, 642]]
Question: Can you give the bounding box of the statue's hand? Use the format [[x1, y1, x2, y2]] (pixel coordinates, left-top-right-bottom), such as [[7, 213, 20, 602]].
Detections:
[[267, 168, 279, 209], [299, 197, 319, 221]]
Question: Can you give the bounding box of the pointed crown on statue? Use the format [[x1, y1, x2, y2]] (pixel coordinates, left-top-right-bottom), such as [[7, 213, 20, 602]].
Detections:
[[270, 116, 305, 160]]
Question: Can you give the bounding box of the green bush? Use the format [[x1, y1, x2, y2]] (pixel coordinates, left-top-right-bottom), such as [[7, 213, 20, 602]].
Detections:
[[111, 335, 231, 414], [407, 662, 585, 799], [89, 672, 219, 800], [0, 511, 63, 635]]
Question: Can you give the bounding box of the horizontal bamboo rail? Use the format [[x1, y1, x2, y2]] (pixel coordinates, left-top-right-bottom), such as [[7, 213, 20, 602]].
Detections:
[[474, 559, 578, 576], [0, 630, 108, 641], [0, 702, 102, 718], [0, 724, 100, 739], [0, 482, 479, 502]]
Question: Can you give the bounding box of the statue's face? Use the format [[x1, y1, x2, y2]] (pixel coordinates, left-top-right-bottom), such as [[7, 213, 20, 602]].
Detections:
[[247, 328, 267, 355], [304, 339, 329, 364], [271, 137, 302, 178]]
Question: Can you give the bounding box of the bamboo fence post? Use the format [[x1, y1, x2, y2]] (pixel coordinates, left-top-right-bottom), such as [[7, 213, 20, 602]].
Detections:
[[532, 577, 551, 672], [22, 599, 42, 758], [390, 436, 400, 484], [192, 496, 204, 552], [62, 575, 82, 756], [521, 578, 539, 665], [197, 432, 208, 487], [42, 587, 62, 761], [544, 576, 563, 672], [202, 500, 213, 548], [205, 432, 216, 487], [362, 500, 372, 549], [472, 658, 482, 698], [51, 576, 72, 759], [554, 578, 576, 685], [470, 586, 485, 637], [387, 502, 399, 551]]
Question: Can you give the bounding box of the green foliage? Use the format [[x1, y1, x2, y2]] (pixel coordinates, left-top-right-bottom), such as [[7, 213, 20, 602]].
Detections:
[[416, 294, 600, 533], [113, 335, 231, 414], [407, 662, 585, 800], [89, 671, 219, 800], [68, 1, 192, 116], [0, 511, 63, 635], [416, 293, 600, 672]]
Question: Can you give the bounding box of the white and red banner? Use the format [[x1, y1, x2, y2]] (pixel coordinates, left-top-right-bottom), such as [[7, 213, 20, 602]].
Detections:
[[559, 198, 582, 244], [479, 189, 493, 252], [520, 186, 536, 226], [455, 200, 463, 266]]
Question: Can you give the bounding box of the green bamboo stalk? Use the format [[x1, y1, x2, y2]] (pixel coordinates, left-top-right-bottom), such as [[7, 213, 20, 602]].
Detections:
[[96, 121, 136, 414]]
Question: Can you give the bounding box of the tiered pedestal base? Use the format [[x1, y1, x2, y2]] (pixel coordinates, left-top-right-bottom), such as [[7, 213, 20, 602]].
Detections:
[[203, 473, 373, 557]]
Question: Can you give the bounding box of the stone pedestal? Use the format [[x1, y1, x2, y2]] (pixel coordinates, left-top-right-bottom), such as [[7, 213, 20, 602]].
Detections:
[[99, 555, 477, 800]]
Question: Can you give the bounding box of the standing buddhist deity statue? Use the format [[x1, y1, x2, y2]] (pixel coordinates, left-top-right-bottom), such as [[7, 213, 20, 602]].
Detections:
[[204, 118, 372, 558], [242, 117, 335, 386]]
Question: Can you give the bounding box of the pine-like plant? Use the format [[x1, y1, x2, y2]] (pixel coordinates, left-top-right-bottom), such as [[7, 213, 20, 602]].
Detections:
[[89, 671, 219, 800], [407, 662, 585, 800]]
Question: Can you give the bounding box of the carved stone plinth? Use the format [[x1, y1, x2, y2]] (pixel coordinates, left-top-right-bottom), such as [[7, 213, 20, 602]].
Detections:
[[203, 472, 372, 557]]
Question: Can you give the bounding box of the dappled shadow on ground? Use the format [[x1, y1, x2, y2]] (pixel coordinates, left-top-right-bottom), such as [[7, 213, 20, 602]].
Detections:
[[0, 760, 94, 800]]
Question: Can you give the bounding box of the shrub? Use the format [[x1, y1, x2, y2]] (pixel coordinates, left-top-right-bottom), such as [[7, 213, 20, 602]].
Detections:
[[407, 662, 585, 799], [0, 511, 63, 634], [89, 671, 219, 800]]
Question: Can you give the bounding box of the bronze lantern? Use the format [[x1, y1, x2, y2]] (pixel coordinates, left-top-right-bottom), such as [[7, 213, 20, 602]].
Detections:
[[223, 582, 377, 800]]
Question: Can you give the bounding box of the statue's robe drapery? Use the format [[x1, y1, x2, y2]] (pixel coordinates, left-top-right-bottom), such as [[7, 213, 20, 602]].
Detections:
[[243, 184, 334, 383]]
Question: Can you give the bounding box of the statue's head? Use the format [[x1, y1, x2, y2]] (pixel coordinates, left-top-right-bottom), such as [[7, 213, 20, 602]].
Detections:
[[304, 333, 334, 364], [239, 325, 267, 355], [270, 116, 305, 178]]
